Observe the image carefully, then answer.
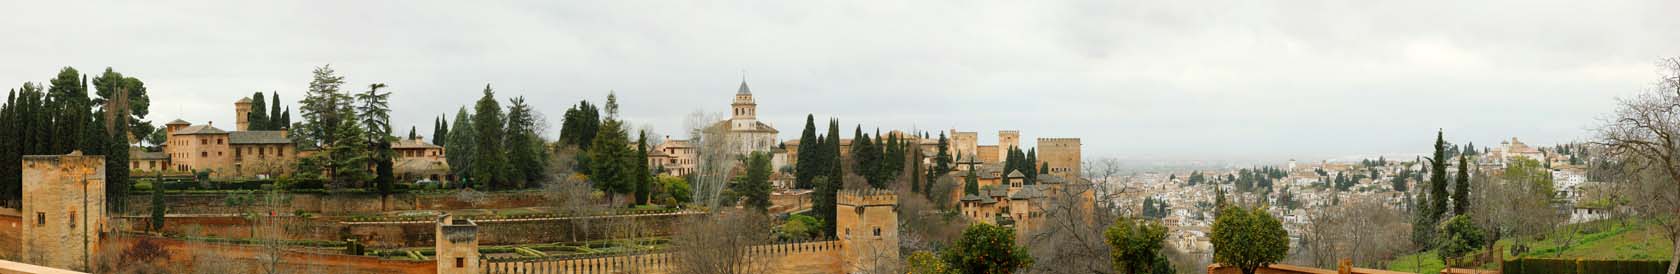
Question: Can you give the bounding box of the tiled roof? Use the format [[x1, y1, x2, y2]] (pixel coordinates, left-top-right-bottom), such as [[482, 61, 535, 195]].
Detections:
[[134, 151, 169, 160], [166, 119, 191, 125], [1006, 170, 1026, 178], [392, 138, 442, 149], [173, 125, 227, 135], [1010, 185, 1045, 200], [229, 131, 290, 144]]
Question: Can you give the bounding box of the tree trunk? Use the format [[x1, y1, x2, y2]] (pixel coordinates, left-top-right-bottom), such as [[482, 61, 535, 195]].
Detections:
[[1668, 234, 1679, 274]]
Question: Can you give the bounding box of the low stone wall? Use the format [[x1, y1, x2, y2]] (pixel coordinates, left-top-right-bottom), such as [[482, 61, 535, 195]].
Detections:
[[1206, 262, 1415, 274], [106, 235, 435, 274], [115, 211, 690, 248], [118, 191, 555, 216], [0, 215, 18, 261], [480, 240, 845, 274]]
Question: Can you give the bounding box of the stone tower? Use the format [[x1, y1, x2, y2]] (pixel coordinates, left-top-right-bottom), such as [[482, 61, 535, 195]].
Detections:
[[435, 214, 479, 274], [949, 130, 978, 161], [21, 151, 105, 272], [838, 189, 899, 273], [730, 81, 757, 130], [1037, 138, 1083, 178], [998, 130, 1020, 163], [234, 97, 252, 131]]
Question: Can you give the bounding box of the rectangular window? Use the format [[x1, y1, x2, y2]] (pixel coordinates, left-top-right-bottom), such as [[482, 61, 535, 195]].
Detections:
[[36, 212, 44, 226], [68, 211, 75, 228], [217, 138, 223, 144], [455, 258, 464, 268], [201, 152, 208, 158]]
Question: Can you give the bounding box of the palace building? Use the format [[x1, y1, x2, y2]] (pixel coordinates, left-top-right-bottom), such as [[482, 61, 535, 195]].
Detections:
[[132, 96, 447, 181]]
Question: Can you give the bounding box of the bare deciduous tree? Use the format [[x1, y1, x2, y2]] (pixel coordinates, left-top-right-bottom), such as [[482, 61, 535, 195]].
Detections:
[[686, 111, 743, 209], [672, 209, 775, 274], [1595, 57, 1680, 274]]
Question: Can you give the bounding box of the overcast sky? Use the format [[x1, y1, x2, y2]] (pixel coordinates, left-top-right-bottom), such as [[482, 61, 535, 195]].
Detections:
[[3, 1, 1677, 163]]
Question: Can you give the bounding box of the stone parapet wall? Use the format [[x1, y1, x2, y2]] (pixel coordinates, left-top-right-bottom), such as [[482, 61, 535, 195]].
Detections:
[[117, 191, 554, 216], [480, 240, 843, 274]]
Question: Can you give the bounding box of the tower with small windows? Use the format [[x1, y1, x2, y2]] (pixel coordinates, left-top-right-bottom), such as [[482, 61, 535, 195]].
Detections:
[[20, 151, 105, 272], [837, 188, 898, 273], [435, 213, 479, 274], [730, 81, 758, 130]]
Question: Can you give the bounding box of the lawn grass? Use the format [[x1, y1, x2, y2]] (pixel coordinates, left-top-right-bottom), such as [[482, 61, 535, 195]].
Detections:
[[1385, 218, 1672, 273]]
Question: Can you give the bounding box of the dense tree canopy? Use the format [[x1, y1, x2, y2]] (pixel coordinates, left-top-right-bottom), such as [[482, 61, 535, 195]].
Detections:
[[1211, 205, 1289, 274], [942, 223, 1034, 274]]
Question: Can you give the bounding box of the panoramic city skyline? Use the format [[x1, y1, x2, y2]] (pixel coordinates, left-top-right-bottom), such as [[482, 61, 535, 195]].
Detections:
[[4, 1, 1677, 162]]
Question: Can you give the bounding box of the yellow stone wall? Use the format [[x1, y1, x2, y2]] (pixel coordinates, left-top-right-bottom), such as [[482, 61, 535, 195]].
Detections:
[[20, 153, 105, 272]]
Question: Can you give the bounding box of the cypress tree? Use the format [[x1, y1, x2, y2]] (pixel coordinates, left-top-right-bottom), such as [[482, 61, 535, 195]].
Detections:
[[1428, 130, 1450, 221], [635, 131, 651, 205], [249, 92, 269, 130], [964, 168, 980, 195], [796, 114, 819, 189], [270, 92, 283, 129], [1452, 154, 1470, 216], [1025, 148, 1038, 184], [433, 115, 448, 146]]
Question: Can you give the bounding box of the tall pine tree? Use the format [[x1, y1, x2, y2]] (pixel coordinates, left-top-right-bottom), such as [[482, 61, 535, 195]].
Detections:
[[505, 96, 544, 188], [446, 108, 475, 184], [471, 85, 508, 189], [589, 93, 635, 205]]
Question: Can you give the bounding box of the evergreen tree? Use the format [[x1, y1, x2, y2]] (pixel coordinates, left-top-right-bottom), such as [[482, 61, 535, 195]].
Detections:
[[742, 151, 773, 212], [814, 118, 844, 236], [1452, 154, 1470, 216], [1428, 130, 1450, 221], [270, 92, 283, 130], [964, 168, 980, 195], [46, 67, 92, 153], [279, 107, 290, 129], [432, 115, 448, 146], [357, 83, 395, 194], [796, 114, 819, 189], [445, 108, 476, 183], [295, 65, 350, 151], [149, 179, 165, 232], [929, 132, 952, 185], [505, 97, 544, 188], [634, 131, 652, 205], [559, 100, 600, 149], [589, 93, 635, 205], [851, 126, 875, 185], [91, 68, 149, 210], [328, 110, 375, 187], [1025, 148, 1038, 184], [471, 85, 508, 189], [249, 92, 269, 130]]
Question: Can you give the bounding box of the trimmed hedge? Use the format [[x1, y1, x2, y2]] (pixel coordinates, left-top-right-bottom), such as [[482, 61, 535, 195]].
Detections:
[[1503, 258, 1670, 274]]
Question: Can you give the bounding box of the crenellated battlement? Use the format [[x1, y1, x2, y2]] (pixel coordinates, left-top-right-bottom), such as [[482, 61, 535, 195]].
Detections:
[[1036, 137, 1082, 144], [837, 188, 897, 207]]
